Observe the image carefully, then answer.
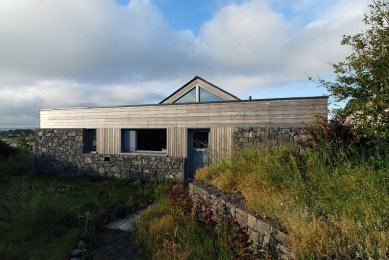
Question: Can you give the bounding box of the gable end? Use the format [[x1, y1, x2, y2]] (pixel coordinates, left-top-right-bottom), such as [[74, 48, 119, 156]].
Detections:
[[160, 76, 240, 104]]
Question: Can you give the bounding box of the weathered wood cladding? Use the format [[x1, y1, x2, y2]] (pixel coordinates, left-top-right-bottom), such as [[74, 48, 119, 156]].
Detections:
[[40, 98, 328, 129], [167, 127, 187, 157], [211, 127, 233, 162], [96, 128, 121, 154]]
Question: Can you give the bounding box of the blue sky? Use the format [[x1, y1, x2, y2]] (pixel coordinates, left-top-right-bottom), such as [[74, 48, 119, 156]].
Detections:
[[0, 0, 369, 127], [150, 0, 249, 35]]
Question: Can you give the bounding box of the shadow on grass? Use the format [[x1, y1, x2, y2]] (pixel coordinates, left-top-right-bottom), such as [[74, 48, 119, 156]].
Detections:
[[0, 150, 172, 259]]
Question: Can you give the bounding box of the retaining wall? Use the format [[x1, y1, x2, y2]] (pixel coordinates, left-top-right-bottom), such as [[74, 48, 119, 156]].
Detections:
[[189, 181, 295, 259]]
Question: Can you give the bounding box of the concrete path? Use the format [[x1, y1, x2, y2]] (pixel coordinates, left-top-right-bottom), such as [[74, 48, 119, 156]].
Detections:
[[105, 213, 140, 231], [105, 203, 153, 231], [93, 230, 138, 260], [93, 204, 154, 260]]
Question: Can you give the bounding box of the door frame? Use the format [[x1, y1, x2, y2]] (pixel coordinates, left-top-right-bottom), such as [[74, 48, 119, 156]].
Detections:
[[186, 128, 210, 179]]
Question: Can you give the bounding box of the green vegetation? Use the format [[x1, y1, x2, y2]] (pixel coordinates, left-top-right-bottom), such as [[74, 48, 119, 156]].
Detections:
[[313, 0, 389, 139], [196, 138, 389, 258], [0, 145, 171, 259], [135, 199, 227, 259], [0, 175, 171, 259], [134, 185, 252, 260]]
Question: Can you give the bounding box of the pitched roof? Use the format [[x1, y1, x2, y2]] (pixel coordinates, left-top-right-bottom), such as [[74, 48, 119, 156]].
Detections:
[[160, 76, 240, 104]]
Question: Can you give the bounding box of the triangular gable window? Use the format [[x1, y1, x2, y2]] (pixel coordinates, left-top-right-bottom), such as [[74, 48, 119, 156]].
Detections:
[[174, 86, 223, 103], [174, 87, 196, 103], [199, 87, 223, 102]]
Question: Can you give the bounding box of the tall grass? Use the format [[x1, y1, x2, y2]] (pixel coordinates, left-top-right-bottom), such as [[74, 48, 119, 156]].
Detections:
[[0, 174, 172, 259], [196, 145, 389, 258], [0, 146, 172, 259], [0, 151, 34, 176], [0, 138, 34, 176], [134, 198, 233, 260]]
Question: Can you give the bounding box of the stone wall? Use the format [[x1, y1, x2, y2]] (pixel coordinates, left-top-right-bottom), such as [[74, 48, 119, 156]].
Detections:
[[189, 181, 295, 259], [233, 127, 302, 149], [35, 129, 185, 181]]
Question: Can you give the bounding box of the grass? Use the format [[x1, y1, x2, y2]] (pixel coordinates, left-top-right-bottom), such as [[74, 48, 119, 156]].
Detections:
[[134, 198, 233, 260], [0, 151, 172, 259], [196, 145, 389, 258], [1, 136, 33, 141], [0, 136, 34, 145], [0, 150, 35, 175]]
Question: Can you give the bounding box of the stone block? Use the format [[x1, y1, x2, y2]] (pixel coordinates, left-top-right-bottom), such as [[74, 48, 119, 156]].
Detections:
[[272, 230, 290, 246], [248, 228, 261, 247], [273, 243, 295, 260], [111, 166, 120, 173], [235, 207, 248, 227]]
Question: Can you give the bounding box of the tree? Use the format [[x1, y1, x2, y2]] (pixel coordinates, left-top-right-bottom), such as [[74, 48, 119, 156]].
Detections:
[[316, 0, 389, 139]]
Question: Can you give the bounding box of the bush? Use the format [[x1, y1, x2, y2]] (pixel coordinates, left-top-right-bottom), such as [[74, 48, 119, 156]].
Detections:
[[167, 184, 192, 217]]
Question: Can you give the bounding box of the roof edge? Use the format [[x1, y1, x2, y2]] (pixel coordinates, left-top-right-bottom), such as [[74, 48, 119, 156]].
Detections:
[[40, 95, 329, 111]]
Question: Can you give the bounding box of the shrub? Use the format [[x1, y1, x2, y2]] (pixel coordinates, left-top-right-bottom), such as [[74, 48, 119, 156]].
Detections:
[[167, 184, 192, 217], [297, 116, 357, 150]]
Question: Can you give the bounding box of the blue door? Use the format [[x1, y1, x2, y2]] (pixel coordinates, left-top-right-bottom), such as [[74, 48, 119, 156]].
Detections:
[[187, 129, 209, 179]]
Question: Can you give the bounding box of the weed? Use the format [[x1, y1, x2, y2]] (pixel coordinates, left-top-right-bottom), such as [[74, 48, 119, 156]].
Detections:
[[196, 144, 389, 258], [135, 185, 259, 259]]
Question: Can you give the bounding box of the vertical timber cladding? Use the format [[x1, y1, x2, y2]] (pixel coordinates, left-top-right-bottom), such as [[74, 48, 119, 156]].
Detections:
[[167, 127, 187, 157], [210, 127, 233, 162], [96, 128, 121, 154]]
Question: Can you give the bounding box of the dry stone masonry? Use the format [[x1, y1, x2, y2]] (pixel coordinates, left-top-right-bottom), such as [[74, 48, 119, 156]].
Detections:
[[233, 127, 302, 149], [35, 129, 185, 181], [189, 181, 295, 259], [35, 127, 303, 181]]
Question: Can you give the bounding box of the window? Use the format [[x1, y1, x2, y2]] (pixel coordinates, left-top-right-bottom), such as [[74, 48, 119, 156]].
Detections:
[[199, 87, 223, 102], [193, 131, 209, 148], [84, 129, 96, 152], [121, 129, 136, 152], [121, 129, 166, 153], [174, 87, 196, 103], [173, 86, 223, 103]]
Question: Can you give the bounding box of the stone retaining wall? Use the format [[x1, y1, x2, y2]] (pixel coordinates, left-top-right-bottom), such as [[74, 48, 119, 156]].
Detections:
[[189, 181, 295, 259], [35, 129, 185, 181], [233, 127, 302, 149]]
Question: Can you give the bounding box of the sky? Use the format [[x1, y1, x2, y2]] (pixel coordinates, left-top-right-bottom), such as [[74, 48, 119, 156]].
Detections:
[[0, 0, 370, 128]]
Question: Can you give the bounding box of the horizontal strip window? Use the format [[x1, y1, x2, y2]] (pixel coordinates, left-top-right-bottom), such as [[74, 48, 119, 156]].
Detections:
[[121, 129, 166, 153]]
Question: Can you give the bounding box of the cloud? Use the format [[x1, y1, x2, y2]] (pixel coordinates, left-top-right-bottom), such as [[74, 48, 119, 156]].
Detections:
[[0, 0, 198, 84], [0, 0, 370, 127], [200, 1, 289, 70], [198, 0, 369, 88]]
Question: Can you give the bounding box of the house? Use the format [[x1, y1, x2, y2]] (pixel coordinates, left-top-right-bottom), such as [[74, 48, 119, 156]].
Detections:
[[35, 76, 328, 181]]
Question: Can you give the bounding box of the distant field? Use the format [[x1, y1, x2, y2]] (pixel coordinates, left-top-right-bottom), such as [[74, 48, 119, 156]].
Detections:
[[0, 136, 34, 145]]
